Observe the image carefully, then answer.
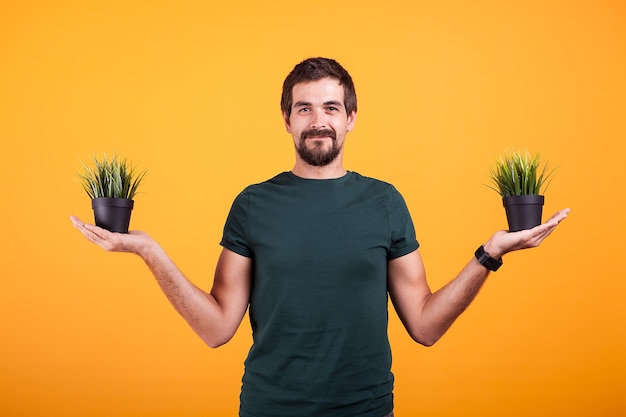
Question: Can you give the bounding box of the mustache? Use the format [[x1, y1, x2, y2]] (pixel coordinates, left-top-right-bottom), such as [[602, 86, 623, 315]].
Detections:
[[301, 128, 337, 140]]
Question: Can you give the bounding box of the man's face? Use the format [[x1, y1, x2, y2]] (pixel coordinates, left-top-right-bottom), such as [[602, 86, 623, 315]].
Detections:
[[283, 78, 356, 167]]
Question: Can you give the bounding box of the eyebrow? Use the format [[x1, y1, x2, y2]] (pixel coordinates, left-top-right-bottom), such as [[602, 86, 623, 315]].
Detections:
[[293, 100, 345, 108]]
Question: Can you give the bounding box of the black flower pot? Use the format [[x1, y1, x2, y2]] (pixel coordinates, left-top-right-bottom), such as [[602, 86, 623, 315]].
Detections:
[[92, 198, 134, 233], [502, 195, 544, 232]]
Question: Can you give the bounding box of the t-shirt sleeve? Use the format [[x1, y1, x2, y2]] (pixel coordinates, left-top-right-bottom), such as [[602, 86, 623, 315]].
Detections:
[[220, 189, 254, 258], [387, 186, 419, 259]]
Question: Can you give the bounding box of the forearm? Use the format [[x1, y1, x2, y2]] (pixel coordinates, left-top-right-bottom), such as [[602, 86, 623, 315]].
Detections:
[[138, 241, 232, 347], [418, 259, 490, 345], [418, 220, 566, 344], [390, 209, 569, 347]]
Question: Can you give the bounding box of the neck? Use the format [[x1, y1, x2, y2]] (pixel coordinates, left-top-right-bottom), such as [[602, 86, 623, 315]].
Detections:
[[291, 158, 347, 180]]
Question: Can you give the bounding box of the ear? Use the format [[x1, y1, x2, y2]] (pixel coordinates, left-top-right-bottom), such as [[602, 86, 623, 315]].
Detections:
[[346, 110, 356, 132], [282, 111, 292, 133]]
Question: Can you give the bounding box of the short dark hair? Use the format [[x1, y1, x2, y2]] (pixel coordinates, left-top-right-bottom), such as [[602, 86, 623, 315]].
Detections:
[[280, 57, 357, 118]]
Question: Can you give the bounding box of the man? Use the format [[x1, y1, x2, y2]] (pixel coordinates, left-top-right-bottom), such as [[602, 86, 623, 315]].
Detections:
[[71, 57, 569, 417]]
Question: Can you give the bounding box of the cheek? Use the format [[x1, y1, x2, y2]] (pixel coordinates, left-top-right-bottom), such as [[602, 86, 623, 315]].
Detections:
[[333, 121, 349, 133], [291, 121, 308, 136]]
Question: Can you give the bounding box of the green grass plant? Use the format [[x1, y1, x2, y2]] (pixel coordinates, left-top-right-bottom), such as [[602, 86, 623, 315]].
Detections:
[[488, 149, 554, 197], [79, 152, 146, 200]]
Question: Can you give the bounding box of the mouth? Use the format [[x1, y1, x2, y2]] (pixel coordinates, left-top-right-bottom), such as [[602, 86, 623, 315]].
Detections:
[[302, 129, 336, 141]]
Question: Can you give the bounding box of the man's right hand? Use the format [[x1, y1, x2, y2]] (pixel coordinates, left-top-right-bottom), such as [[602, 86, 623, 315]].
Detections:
[[70, 215, 153, 256]]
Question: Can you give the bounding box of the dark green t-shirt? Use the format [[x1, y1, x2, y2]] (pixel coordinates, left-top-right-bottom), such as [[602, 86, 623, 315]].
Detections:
[[220, 171, 419, 417]]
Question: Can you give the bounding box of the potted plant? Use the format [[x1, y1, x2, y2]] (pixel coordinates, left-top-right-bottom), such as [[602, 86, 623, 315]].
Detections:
[[78, 152, 146, 233], [487, 148, 554, 232]]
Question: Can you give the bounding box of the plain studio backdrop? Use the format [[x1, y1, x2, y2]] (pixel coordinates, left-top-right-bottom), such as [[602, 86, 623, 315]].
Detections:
[[1, 1, 624, 416]]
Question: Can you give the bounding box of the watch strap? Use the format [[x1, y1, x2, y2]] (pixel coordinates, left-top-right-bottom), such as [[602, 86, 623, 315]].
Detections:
[[474, 245, 503, 272]]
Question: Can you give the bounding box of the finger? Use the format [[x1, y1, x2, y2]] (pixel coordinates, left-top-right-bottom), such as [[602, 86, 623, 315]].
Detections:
[[77, 222, 102, 242], [526, 208, 569, 236], [69, 215, 85, 228], [84, 223, 118, 246], [545, 208, 570, 225], [70, 216, 93, 238], [70, 216, 103, 237], [70, 216, 112, 247], [527, 215, 565, 246]]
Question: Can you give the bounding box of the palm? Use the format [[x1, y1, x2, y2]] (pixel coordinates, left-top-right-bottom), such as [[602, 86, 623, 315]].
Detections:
[[491, 208, 569, 255], [70, 216, 152, 254]]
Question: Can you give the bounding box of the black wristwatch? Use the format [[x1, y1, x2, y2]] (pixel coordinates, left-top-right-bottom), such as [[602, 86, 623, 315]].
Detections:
[[474, 245, 503, 272]]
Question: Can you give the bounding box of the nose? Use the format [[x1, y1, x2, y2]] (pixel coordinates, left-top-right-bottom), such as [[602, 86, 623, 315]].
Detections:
[[310, 108, 327, 129]]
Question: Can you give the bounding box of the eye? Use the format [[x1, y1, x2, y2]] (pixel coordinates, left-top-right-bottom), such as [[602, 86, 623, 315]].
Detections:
[[326, 106, 338, 112], [298, 107, 311, 113]]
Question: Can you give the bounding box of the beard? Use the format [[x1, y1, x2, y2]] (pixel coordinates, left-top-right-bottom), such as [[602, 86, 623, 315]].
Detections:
[[296, 128, 342, 167]]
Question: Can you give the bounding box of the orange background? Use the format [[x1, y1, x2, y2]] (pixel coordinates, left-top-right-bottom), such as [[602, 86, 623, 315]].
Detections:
[[1, 1, 625, 416]]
